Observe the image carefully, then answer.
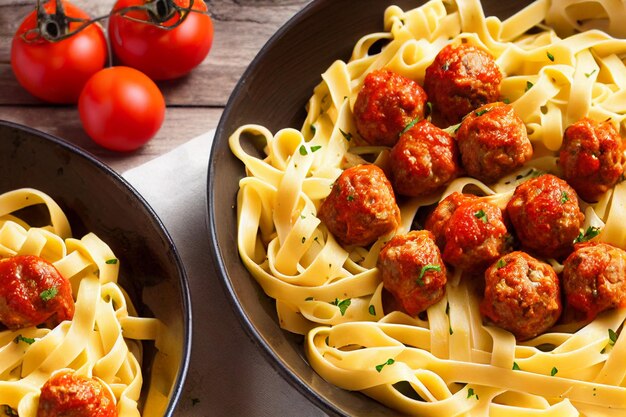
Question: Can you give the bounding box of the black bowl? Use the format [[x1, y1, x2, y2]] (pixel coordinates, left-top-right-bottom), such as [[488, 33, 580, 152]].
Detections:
[[208, 1, 529, 415], [0, 120, 191, 416]]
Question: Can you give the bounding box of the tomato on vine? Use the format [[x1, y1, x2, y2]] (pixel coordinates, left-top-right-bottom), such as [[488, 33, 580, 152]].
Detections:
[[78, 67, 165, 152], [11, 0, 107, 104], [108, 0, 214, 80]]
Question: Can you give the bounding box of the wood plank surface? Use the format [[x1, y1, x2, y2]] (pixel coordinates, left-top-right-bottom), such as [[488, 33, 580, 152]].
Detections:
[[0, 0, 311, 172]]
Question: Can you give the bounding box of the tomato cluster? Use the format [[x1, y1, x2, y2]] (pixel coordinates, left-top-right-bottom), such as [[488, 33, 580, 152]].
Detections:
[[10, 0, 214, 151]]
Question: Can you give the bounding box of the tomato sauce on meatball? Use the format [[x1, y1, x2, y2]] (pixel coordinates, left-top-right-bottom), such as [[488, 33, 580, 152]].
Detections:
[[480, 251, 562, 341], [455, 102, 533, 183], [506, 174, 584, 259], [389, 120, 461, 197], [0, 255, 74, 330], [424, 192, 478, 249], [353, 69, 428, 147], [37, 371, 117, 417], [559, 117, 625, 202], [377, 230, 447, 316], [318, 164, 401, 247], [424, 43, 502, 126], [562, 242, 626, 321]]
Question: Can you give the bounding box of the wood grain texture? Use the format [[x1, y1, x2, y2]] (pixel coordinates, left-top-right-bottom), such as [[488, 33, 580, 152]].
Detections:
[[0, 0, 311, 171]]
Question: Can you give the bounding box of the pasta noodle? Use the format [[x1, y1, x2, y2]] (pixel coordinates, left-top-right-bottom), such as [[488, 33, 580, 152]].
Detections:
[[230, 0, 626, 415], [0, 188, 164, 416]]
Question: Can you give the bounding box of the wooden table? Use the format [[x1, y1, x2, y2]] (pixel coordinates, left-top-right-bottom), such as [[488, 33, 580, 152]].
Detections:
[[0, 0, 311, 173]]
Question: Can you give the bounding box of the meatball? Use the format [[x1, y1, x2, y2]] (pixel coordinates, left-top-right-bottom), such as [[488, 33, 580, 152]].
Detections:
[[480, 251, 562, 341], [424, 192, 478, 249], [318, 164, 401, 246], [0, 255, 74, 330], [424, 43, 502, 126], [439, 198, 512, 273], [377, 230, 447, 316], [37, 371, 117, 417], [389, 120, 461, 197], [455, 102, 533, 183], [507, 174, 584, 259], [562, 242, 626, 321], [559, 117, 625, 202], [353, 69, 428, 147]]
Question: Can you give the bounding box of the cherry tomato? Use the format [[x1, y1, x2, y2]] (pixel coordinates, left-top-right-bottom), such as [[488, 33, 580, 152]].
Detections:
[[78, 67, 165, 152], [11, 0, 107, 104], [108, 0, 214, 80]]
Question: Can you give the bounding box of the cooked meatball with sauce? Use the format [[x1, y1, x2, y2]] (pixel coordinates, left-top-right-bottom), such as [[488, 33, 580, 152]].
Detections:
[[389, 120, 461, 197], [480, 251, 562, 341], [426, 194, 511, 273], [456, 102, 533, 183], [377, 230, 447, 316], [507, 174, 584, 259], [424, 43, 502, 126], [424, 192, 478, 249], [37, 371, 117, 417], [353, 69, 428, 147], [562, 242, 626, 321], [0, 255, 74, 330], [559, 117, 625, 202], [318, 164, 401, 247]]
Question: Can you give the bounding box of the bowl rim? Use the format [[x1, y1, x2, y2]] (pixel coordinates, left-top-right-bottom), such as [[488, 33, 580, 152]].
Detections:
[[0, 118, 193, 417]]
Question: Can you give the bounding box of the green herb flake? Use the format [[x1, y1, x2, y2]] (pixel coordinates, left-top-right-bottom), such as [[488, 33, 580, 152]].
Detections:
[[339, 128, 352, 142], [368, 305, 376, 316], [105, 258, 118, 265], [299, 145, 308, 156], [40, 287, 58, 302], [551, 366, 558, 376], [375, 358, 395, 372], [311, 145, 322, 153], [467, 387, 479, 399], [502, 97, 511, 104], [310, 124, 317, 134], [574, 226, 601, 243], [609, 328, 618, 346], [585, 69, 597, 78], [547, 51, 555, 61], [474, 209, 488, 223], [426, 101, 433, 115], [3, 406, 18, 417], [347, 195, 355, 202], [443, 122, 462, 135], [400, 116, 421, 136], [417, 264, 441, 286], [331, 298, 351, 316], [560, 191, 569, 204], [475, 108, 490, 117], [512, 362, 520, 370], [14, 334, 35, 345], [496, 259, 506, 269], [525, 81, 534, 92]]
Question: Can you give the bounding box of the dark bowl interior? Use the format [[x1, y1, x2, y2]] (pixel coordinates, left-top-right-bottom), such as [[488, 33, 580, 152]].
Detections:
[[0, 120, 191, 416], [208, 0, 530, 415]]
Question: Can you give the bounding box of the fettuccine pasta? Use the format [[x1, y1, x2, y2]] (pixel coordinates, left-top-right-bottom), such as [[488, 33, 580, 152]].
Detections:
[[230, 0, 626, 415], [0, 188, 164, 416]]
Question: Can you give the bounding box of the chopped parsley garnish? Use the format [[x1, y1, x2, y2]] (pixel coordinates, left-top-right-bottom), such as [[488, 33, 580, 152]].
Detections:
[[496, 259, 506, 269], [442, 122, 462, 135], [375, 358, 395, 372], [609, 328, 618, 346], [475, 108, 490, 117], [560, 191, 569, 204], [311, 145, 322, 152], [339, 128, 352, 142], [331, 298, 351, 316], [299, 145, 308, 155], [369, 305, 376, 316], [310, 124, 317, 134], [474, 209, 488, 223], [550, 366, 558, 376], [585, 69, 597, 78], [512, 362, 520, 370], [400, 116, 421, 135], [547, 51, 555, 61], [347, 195, 355, 202], [502, 97, 511, 104], [574, 226, 601, 243], [525, 81, 534, 92], [417, 264, 441, 286], [14, 335, 35, 345], [40, 287, 58, 302], [467, 387, 479, 399], [105, 258, 118, 264], [426, 101, 433, 116]]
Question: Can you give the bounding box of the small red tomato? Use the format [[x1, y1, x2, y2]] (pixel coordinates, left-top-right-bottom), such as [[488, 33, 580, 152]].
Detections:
[[78, 67, 165, 152], [11, 0, 107, 104], [108, 0, 214, 80]]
